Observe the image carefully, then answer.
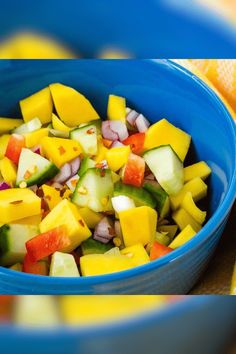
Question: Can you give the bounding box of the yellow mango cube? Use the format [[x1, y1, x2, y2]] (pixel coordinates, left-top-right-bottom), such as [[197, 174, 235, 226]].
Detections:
[[23, 128, 49, 148], [78, 207, 103, 229], [0, 157, 17, 186], [181, 192, 206, 225], [80, 254, 134, 276], [42, 184, 62, 210], [20, 87, 53, 124], [119, 206, 158, 247], [144, 119, 191, 161], [50, 83, 100, 127], [170, 177, 208, 210], [16, 214, 42, 225], [121, 244, 150, 266], [111, 171, 121, 183], [52, 113, 71, 132], [106, 146, 131, 172], [107, 95, 126, 122], [0, 188, 41, 223], [41, 137, 82, 167], [184, 161, 212, 182], [0, 135, 10, 159], [169, 225, 196, 249], [93, 136, 108, 163], [172, 208, 201, 232], [40, 199, 91, 252], [0, 118, 23, 134]]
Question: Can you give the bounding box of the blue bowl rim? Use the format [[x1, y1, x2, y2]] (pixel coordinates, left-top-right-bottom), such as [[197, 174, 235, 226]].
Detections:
[[0, 59, 235, 288], [0, 296, 216, 337]]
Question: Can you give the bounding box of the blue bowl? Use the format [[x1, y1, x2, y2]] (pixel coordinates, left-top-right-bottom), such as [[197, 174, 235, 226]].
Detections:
[[1, 296, 236, 354], [0, 59, 235, 294], [1, 0, 236, 57]]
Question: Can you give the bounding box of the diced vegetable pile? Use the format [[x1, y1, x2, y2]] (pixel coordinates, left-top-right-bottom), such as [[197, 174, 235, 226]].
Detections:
[[0, 83, 212, 277]]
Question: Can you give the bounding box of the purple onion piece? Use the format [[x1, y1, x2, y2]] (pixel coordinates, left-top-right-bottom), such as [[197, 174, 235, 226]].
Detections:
[[111, 141, 125, 148], [135, 114, 150, 132], [70, 157, 81, 175], [126, 109, 139, 126], [0, 182, 11, 191], [93, 217, 115, 244], [109, 121, 129, 141], [102, 121, 119, 141]]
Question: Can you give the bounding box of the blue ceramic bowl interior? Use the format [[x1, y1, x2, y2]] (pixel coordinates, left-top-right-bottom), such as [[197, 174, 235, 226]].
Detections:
[[0, 59, 235, 294], [1, 0, 236, 57], [1, 296, 236, 354]]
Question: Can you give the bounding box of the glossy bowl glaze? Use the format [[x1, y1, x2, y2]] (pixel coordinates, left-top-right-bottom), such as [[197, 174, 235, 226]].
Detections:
[[0, 59, 235, 294], [1, 296, 236, 354]]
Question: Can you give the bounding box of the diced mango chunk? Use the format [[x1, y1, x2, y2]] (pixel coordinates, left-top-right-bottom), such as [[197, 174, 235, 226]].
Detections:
[[172, 208, 201, 232], [50, 83, 100, 127], [144, 119, 191, 161], [121, 244, 150, 266], [40, 199, 91, 252], [169, 225, 196, 249], [80, 254, 134, 276], [52, 113, 71, 132], [119, 206, 158, 247], [78, 207, 103, 229], [42, 184, 62, 210], [170, 177, 207, 210], [111, 171, 121, 183], [20, 87, 53, 124], [23, 128, 49, 148], [0, 135, 10, 159], [16, 214, 42, 225], [181, 192, 206, 225], [0, 188, 41, 223], [184, 161, 212, 182], [93, 136, 108, 163], [0, 157, 17, 186], [41, 137, 82, 167], [107, 95, 126, 122], [0, 118, 23, 134], [106, 146, 130, 172]]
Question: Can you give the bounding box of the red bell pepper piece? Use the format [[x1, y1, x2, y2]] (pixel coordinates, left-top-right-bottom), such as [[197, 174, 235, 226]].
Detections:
[[150, 241, 173, 261], [23, 253, 49, 275], [122, 132, 145, 155], [123, 153, 145, 187], [26, 225, 71, 262], [5, 134, 25, 165]]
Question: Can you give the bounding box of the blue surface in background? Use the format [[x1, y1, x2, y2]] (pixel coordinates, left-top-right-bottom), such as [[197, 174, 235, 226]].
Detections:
[[1, 0, 236, 57], [0, 59, 235, 294]]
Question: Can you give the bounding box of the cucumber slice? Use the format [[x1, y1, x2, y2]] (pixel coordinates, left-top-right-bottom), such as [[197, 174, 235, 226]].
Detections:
[[155, 231, 171, 246], [70, 124, 98, 155], [50, 251, 80, 277], [79, 119, 102, 134], [114, 182, 156, 208], [143, 181, 170, 218], [0, 224, 39, 266], [143, 145, 184, 195], [81, 238, 113, 255], [16, 148, 59, 187], [72, 168, 114, 212], [78, 157, 96, 177], [13, 118, 42, 134]]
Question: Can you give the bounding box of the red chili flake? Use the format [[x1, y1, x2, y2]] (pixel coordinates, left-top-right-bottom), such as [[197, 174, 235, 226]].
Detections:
[[108, 227, 115, 236], [71, 179, 78, 187], [58, 146, 66, 155], [79, 153, 84, 159], [45, 195, 52, 201], [73, 147, 78, 152], [37, 188, 44, 198], [24, 170, 32, 180], [86, 128, 95, 135], [79, 219, 85, 227], [100, 169, 106, 177], [10, 200, 23, 205]]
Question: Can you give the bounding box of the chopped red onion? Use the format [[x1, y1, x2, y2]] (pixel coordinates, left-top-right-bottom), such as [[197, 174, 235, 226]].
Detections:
[[102, 121, 119, 141], [135, 114, 150, 132], [109, 121, 129, 141], [93, 217, 115, 243], [0, 181, 10, 190], [31, 145, 41, 155], [70, 157, 81, 176], [126, 109, 139, 126], [111, 141, 125, 148], [53, 163, 72, 184]]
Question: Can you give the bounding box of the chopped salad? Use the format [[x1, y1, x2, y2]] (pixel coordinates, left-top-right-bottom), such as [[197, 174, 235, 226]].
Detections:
[[0, 83, 211, 277]]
